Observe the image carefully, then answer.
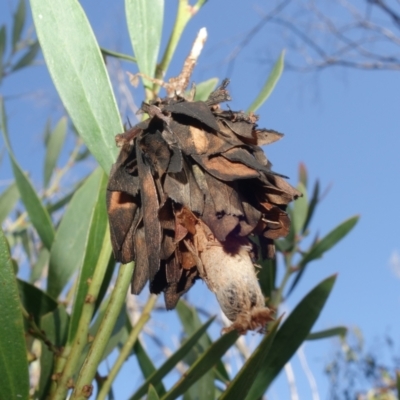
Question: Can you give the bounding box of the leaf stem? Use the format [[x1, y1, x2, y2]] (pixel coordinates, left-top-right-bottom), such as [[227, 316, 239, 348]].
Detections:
[[71, 260, 135, 400], [96, 294, 158, 400], [100, 47, 137, 64], [51, 232, 112, 400]]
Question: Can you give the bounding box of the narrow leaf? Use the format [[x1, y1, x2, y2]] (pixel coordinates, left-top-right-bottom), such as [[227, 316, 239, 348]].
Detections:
[[0, 182, 19, 224], [30, 247, 50, 283], [11, 40, 40, 71], [396, 371, 400, 399], [0, 25, 6, 61], [125, 0, 164, 87], [0, 98, 55, 249], [37, 306, 69, 400], [130, 317, 214, 400], [12, 0, 25, 52], [300, 216, 359, 268], [245, 275, 337, 399], [43, 117, 67, 187], [220, 318, 281, 400], [303, 179, 320, 233], [292, 182, 308, 234], [148, 385, 160, 400], [30, 0, 122, 172], [247, 50, 285, 113], [194, 78, 219, 101], [0, 228, 29, 400], [67, 170, 109, 342], [307, 326, 347, 341], [162, 330, 239, 400], [48, 168, 105, 298]]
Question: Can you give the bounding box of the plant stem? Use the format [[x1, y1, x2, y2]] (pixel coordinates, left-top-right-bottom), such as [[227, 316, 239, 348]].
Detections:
[[96, 294, 158, 400], [51, 232, 112, 400], [100, 47, 137, 64], [153, 0, 207, 95], [71, 260, 135, 400]]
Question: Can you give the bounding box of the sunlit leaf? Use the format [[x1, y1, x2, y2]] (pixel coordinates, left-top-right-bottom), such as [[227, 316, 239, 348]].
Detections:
[[0, 228, 29, 400], [1, 98, 55, 250], [130, 317, 214, 400], [220, 318, 281, 400], [12, 0, 25, 53], [67, 170, 109, 342], [125, 0, 164, 88], [29, 247, 49, 283], [162, 330, 239, 400], [43, 117, 67, 187], [37, 306, 69, 400], [245, 275, 337, 399], [292, 182, 308, 234], [30, 0, 122, 172], [247, 50, 285, 113], [300, 216, 359, 268], [307, 326, 347, 341], [0, 182, 19, 224], [48, 168, 105, 298], [193, 78, 219, 101]]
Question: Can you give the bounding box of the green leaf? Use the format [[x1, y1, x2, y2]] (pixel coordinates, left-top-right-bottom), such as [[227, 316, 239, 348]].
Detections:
[[176, 300, 230, 382], [18, 279, 58, 326], [67, 170, 109, 342], [298, 162, 308, 188], [194, 78, 219, 101], [12, 0, 25, 53], [125, 0, 164, 88], [0, 182, 19, 224], [0, 25, 6, 59], [247, 50, 285, 113], [257, 257, 276, 300], [299, 216, 359, 268], [245, 275, 337, 399], [0, 98, 55, 249], [37, 306, 70, 400], [30, 0, 122, 172], [148, 385, 160, 400], [162, 330, 238, 400], [307, 326, 347, 341], [303, 179, 320, 233], [48, 168, 105, 298], [132, 339, 166, 396], [396, 371, 400, 400], [11, 40, 40, 71], [0, 228, 29, 400], [292, 182, 308, 234], [220, 318, 281, 400], [30, 247, 50, 283], [130, 317, 214, 400], [43, 117, 67, 187]]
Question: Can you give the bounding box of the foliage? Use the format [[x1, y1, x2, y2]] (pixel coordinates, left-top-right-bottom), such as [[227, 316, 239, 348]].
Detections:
[[0, 1, 358, 399]]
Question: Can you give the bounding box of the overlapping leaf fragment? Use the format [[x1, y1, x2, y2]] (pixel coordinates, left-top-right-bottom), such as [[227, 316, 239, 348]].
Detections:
[[107, 80, 301, 333]]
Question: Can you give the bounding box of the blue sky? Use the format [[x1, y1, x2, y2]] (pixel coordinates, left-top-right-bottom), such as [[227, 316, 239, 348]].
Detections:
[[1, 0, 400, 398]]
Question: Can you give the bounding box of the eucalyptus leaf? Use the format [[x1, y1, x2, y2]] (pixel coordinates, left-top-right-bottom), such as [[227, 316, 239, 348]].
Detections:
[[303, 179, 320, 233], [48, 168, 105, 298], [0, 228, 29, 400], [0, 182, 19, 224], [0, 97, 55, 250], [0, 25, 6, 60], [307, 326, 348, 340], [12, 0, 25, 53], [125, 0, 164, 88], [247, 50, 285, 113], [245, 275, 337, 399], [30, 247, 50, 283], [43, 117, 67, 187], [30, 0, 122, 172]]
